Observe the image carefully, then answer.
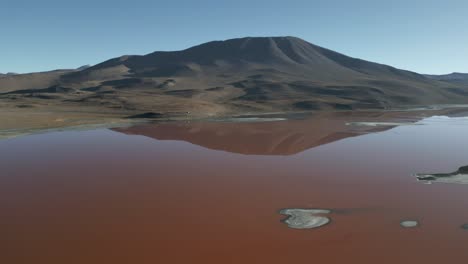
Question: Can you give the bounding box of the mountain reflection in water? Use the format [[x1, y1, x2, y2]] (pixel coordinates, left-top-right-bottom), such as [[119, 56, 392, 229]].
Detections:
[[112, 111, 420, 155]]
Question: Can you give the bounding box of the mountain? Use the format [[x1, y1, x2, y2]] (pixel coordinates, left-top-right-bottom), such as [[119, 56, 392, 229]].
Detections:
[[1, 37, 468, 117]]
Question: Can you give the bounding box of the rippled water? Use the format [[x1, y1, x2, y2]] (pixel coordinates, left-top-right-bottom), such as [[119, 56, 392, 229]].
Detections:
[[2, 112, 468, 263]]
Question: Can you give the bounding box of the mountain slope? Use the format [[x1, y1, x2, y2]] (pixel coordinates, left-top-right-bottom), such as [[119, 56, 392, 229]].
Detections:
[[1, 37, 467, 116]]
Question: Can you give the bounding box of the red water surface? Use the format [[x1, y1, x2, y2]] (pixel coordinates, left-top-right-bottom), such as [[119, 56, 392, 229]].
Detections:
[[1, 112, 468, 264]]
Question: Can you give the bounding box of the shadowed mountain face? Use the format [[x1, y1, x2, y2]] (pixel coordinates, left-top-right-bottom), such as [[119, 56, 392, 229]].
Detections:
[[2, 37, 468, 117], [78, 37, 429, 80], [112, 111, 428, 155]]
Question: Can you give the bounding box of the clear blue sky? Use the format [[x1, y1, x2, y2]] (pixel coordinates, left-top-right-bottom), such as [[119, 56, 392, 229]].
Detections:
[[1, 0, 467, 74]]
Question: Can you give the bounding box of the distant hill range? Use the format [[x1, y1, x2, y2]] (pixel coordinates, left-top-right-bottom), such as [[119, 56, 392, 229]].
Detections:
[[1, 36, 468, 116], [425, 73, 468, 84], [0, 72, 18, 76]]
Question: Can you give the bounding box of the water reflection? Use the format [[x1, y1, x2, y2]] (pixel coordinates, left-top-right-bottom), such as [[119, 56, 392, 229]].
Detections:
[[112, 111, 424, 155]]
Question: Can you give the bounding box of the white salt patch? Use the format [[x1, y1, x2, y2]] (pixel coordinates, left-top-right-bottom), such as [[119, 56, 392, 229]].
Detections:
[[280, 209, 331, 229], [400, 220, 419, 228], [346, 122, 417, 127]]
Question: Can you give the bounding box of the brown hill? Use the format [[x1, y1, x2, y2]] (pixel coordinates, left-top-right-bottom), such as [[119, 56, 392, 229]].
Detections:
[[0, 70, 74, 93]]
